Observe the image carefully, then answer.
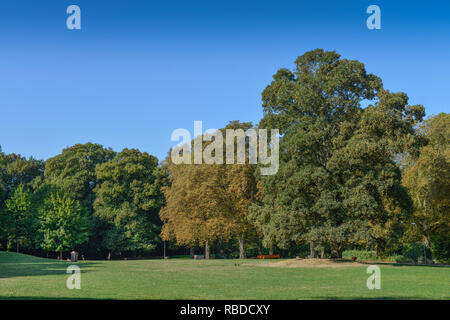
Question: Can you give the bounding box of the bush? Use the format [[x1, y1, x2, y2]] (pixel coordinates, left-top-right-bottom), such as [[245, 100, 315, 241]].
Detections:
[[402, 243, 431, 262], [342, 250, 377, 261], [431, 233, 450, 262]]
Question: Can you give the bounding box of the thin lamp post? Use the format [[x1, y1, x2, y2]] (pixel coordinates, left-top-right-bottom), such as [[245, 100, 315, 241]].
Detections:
[[411, 223, 417, 265], [423, 236, 427, 265]]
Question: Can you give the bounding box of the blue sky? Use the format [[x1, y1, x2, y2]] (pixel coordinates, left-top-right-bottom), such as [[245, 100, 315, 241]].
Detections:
[[0, 0, 449, 161]]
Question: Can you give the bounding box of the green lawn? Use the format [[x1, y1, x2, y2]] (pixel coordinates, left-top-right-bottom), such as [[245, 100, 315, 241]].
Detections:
[[0, 251, 448, 300]]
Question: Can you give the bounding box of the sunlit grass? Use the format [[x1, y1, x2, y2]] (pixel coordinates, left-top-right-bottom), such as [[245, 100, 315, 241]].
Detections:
[[0, 252, 448, 300]]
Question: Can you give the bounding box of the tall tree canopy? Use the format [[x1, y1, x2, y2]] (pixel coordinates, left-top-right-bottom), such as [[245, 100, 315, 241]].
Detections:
[[160, 121, 258, 258], [250, 49, 425, 257], [0, 151, 44, 201], [44, 143, 116, 208], [4, 184, 37, 251], [160, 161, 233, 258], [94, 148, 167, 254], [44, 143, 116, 255], [403, 113, 450, 259], [39, 192, 90, 259], [0, 148, 44, 248]]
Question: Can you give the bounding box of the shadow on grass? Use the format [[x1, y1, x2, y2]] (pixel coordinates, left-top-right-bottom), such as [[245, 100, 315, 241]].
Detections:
[[0, 261, 101, 279], [0, 296, 108, 300], [357, 261, 450, 268], [2, 296, 447, 300], [310, 296, 447, 300]]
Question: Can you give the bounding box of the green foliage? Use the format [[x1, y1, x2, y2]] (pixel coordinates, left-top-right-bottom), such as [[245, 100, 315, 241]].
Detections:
[[44, 143, 115, 208], [0, 149, 43, 246], [0, 152, 44, 201], [4, 184, 38, 250], [430, 231, 450, 263], [43, 143, 116, 255], [342, 250, 377, 260], [251, 49, 424, 257], [402, 113, 450, 260], [94, 148, 167, 253], [0, 51, 447, 261], [38, 192, 90, 256]]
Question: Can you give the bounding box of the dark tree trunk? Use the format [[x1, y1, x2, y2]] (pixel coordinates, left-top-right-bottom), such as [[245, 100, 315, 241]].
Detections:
[[0, 239, 7, 251], [59, 250, 63, 260], [189, 247, 195, 259], [269, 245, 274, 255], [331, 246, 343, 259], [309, 242, 316, 258], [238, 235, 246, 259], [205, 242, 210, 259]]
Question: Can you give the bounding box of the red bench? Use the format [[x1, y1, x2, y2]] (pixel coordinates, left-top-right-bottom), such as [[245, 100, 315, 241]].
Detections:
[[257, 254, 280, 259]]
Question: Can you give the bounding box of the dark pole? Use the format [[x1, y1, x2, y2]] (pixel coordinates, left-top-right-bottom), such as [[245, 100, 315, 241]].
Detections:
[[163, 240, 166, 259], [411, 223, 417, 264], [423, 237, 427, 265]]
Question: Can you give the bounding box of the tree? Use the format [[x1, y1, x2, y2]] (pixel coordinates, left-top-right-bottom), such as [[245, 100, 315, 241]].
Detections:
[[402, 113, 450, 260], [44, 143, 116, 256], [0, 152, 44, 197], [4, 184, 37, 252], [219, 121, 259, 259], [39, 192, 90, 259], [160, 160, 235, 259], [250, 49, 424, 258], [0, 148, 44, 249], [161, 121, 259, 259], [94, 148, 167, 255], [44, 143, 115, 208]]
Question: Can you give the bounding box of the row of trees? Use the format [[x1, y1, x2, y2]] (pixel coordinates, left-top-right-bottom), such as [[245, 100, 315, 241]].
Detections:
[[1, 49, 448, 260], [160, 50, 449, 261], [0, 145, 167, 258]]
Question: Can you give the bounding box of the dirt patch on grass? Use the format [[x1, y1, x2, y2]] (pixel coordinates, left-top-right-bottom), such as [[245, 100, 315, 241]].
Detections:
[[255, 258, 364, 268]]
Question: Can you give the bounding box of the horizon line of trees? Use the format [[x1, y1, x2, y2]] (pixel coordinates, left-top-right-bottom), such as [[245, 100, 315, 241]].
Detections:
[[0, 49, 448, 261]]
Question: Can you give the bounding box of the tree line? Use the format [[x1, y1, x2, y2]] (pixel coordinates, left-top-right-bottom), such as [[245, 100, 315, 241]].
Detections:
[[0, 49, 448, 261]]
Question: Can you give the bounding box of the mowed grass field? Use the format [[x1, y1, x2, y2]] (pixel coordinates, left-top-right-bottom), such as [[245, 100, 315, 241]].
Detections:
[[0, 252, 449, 300]]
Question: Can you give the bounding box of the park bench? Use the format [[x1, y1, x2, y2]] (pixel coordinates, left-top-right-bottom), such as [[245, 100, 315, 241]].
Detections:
[[257, 254, 280, 259]]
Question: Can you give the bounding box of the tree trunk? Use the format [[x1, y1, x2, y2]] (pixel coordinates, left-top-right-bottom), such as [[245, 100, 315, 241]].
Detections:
[[309, 242, 316, 258], [205, 242, 210, 259], [269, 244, 274, 255], [59, 250, 62, 260], [422, 232, 432, 260], [189, 247, 195, 259], [0, 239, 7, 251], [238, 235, 246, 259], [331, 246, 343, 259], [320, 248, 325, 259]]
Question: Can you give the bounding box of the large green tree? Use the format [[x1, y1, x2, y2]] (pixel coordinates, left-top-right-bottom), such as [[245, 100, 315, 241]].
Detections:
[[4, 184, 38, 252], [44, 143, 116, 255], [94, 148, 167, 255], [0, 150, 44, 201], [44, 143, 116, 207], [0, 148, 44, 249], [250, 49, 424, 258], [39, 192, 90, 259]]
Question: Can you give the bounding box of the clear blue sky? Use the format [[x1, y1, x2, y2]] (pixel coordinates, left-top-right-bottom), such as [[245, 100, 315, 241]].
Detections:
[[0, 0, 449, 161]]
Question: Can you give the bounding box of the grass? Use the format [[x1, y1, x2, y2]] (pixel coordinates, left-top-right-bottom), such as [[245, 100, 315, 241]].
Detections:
[[0, 251, 449, 300]]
